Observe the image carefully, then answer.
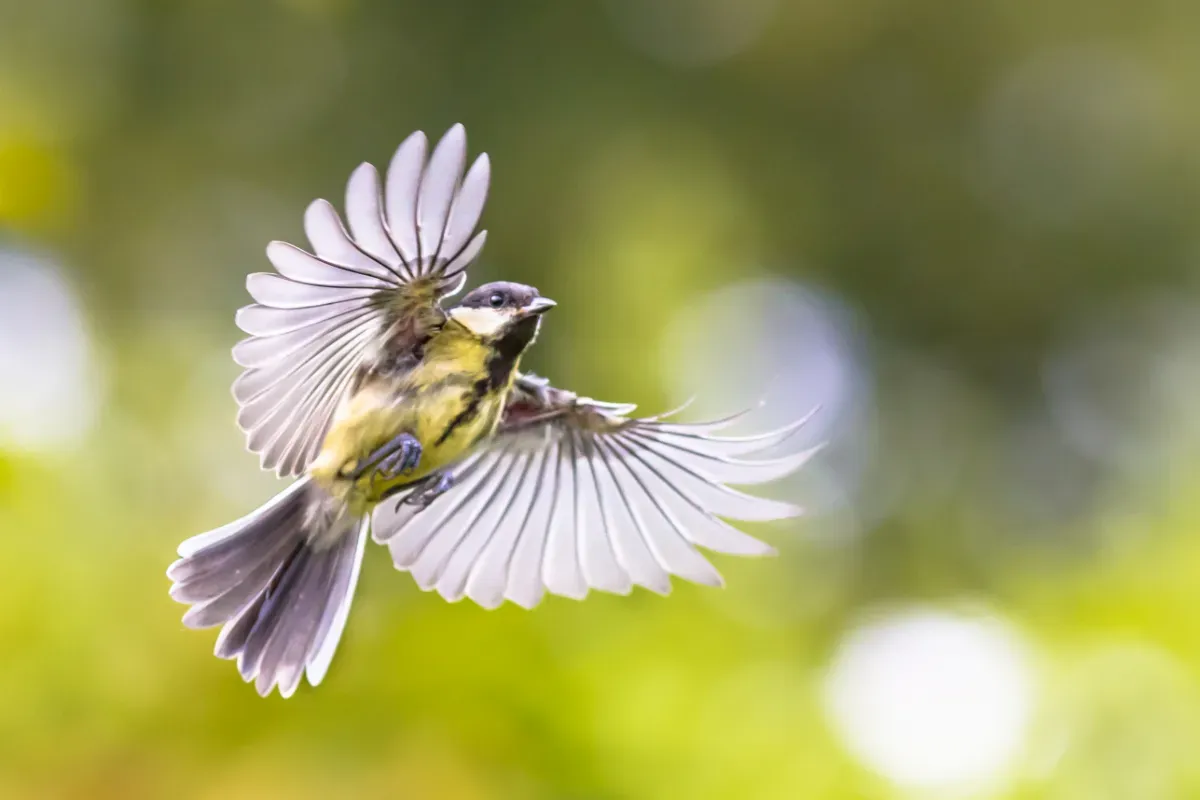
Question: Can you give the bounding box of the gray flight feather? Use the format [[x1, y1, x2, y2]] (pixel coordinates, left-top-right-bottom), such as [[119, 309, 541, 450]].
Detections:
[[168, 479, 367, 698], [232, 125, 491, 478], [372, 375, 819, 611]]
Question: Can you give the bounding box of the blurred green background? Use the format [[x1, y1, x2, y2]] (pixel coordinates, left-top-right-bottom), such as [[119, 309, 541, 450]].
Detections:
[[4, 0, 1200, 797]]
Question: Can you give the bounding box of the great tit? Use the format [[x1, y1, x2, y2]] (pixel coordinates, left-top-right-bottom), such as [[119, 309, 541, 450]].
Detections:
[[167, 125, 819, 697]]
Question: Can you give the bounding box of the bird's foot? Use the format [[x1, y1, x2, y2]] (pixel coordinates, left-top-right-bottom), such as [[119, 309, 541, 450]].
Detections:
[[348, 433, 422, 480], [406, 472, 455, 510]]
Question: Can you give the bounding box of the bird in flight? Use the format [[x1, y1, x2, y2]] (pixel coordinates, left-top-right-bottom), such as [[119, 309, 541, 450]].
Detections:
[[167, 125, 819, 697]]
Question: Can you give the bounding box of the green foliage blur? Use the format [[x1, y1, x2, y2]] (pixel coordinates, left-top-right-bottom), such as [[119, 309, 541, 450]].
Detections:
[[4, 0, 1200, 798]]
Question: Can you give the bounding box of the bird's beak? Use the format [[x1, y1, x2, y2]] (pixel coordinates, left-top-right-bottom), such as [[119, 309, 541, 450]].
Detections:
[[519, 297, 556, 317]]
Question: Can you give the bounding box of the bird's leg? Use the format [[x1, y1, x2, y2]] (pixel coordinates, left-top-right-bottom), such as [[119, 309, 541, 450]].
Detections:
[[346, 432, 422, 480], [406, 471, 455, 509]]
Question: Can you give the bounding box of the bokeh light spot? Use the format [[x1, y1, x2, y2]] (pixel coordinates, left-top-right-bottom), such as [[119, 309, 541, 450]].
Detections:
[[823, 606, 1036, 795], [661, 276, 869, 526], [660, 277, 862, 441], [0, 245, 101, 452]]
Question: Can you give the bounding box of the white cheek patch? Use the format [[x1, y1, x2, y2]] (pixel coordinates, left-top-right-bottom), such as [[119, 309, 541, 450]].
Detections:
[[449, 306, 510, 338]]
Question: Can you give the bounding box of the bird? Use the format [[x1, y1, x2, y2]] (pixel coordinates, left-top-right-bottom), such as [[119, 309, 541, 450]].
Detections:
[[167, 124, 820, 698]]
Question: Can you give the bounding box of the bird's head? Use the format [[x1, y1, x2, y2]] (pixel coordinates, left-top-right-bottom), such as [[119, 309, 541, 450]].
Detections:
[[447, 281, 556, 354]]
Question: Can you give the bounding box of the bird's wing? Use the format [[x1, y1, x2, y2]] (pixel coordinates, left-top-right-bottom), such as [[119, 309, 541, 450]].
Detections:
[[372, 373, 820, 609], [233, 124, 491, 477]]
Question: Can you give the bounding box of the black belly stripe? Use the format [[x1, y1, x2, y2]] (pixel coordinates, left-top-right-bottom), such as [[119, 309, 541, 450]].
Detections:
[[435, 378, 490, 446], [434, 319, 537, 447]]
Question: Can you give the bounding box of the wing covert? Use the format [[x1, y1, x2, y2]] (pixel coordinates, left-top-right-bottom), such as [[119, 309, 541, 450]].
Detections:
[[372, 374, 820, 609], [232, 124, 491, 477]]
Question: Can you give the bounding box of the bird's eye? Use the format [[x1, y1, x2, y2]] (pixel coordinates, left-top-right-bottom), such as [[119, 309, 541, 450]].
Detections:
[[488, 293, 505, 308]]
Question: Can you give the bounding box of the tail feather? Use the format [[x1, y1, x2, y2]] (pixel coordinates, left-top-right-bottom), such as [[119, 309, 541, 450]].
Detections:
[[175, 479, 309, 558], [306, 526, 367, 686], [172, 521, 300, 613], [237, 542, 314, 690], [168, 481, 306, 589], [168, 478, 367, 698]]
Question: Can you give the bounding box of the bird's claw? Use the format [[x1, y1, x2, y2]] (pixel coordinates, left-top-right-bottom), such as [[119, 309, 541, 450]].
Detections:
[[378, 439, 422, 479], [406, 472, 455, 510], [350, 433, 422, 481]]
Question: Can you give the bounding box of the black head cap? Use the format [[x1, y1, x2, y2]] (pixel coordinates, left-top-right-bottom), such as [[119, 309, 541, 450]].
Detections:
[[457, 281, 541, 311]]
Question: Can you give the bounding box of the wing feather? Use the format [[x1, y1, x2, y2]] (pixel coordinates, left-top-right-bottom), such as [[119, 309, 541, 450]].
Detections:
[[639, 408, 817, 457], [595, 437, 723, 588], [543, 436, 588, 599], [384, 130, 428, 266], [442, 155, 491, 268], [504, 442, 558, 608], [608, 434, 778, 556], [627, 428, 823, 486], [246, 273, 377, 308], [417, 123, 467, 263], [382, 449, 494, 562], [443, 232, 487, 287], [590, 438, 720, 587], [574, 432, 633, 595], [591, 438, 672, 594], [627, 431, 803, 521], [236, 320, 372, 427], [345, 163, 404, 269], [239, 323, 373, 472], [303, 199, 402, 282], [371, 376, 814, 608], [231, 305, 374, 368], [441, 451, 535, 604], [232, 125, 490, 476], [266, 240, 389, 288], [410, 447, 512, 591], [466, 448, 545, 609], [234, 299, 364, 337]]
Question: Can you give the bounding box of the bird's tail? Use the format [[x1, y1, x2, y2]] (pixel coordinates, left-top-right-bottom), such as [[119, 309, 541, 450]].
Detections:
[[167, 478, 367, 698]]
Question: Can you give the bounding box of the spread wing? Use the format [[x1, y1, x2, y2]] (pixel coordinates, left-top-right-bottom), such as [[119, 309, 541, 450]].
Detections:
[[372, 374, 819, 609], [232, 124, 491, 477]]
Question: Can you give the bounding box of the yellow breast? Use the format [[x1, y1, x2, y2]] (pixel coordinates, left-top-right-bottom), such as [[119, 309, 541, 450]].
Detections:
[[310, 326, 514, 513]]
